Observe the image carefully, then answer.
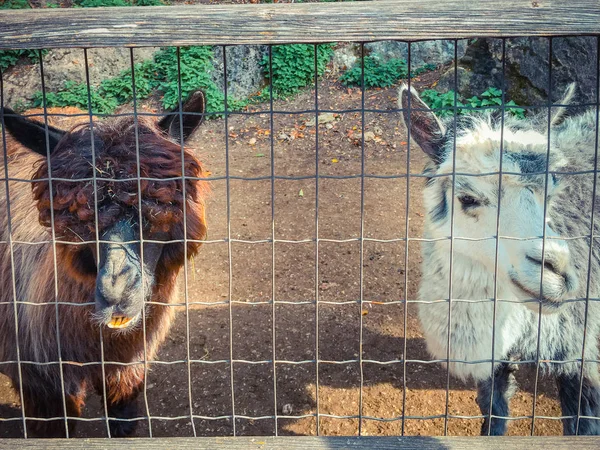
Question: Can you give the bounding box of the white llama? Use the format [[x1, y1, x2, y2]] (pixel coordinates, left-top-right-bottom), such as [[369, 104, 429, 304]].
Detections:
[[400, 83, 600, 435]]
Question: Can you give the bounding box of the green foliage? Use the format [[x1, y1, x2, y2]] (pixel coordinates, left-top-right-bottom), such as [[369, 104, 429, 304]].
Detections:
[[505, 100, 526, 119], [466, 87, 526, 119], [32, 81, 119, 113], [0, 49, 44, 72], [74, 0, 129, 6], [0, 0, 30, 9], [134, 0, 165, 5], [154, 46, 213, 110], [0, 0, 34, 71], [99, 60, 159, 104], [340, 55, 436, 89], [466, 86, 503, 107], [419, 89, 465, 117], [261, 44, 334, 98], [340, 55, 407, 88], [412, 63, 437, 76], [420, 87, 525, 119], [31, 59, 161, 114], [152, 46, 246, 115], [31, 45, 244, 117], [73, 0, 164, 6], [289, 0, 360, 2]]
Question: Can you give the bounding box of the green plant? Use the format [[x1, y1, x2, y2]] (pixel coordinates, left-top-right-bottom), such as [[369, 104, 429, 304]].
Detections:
[[11, 99, 28, 113], [152, 46, 246, 115], [74, 0, 129, 6], [0, 48, 45, 72], [420, 88, 525, 119], [340, 55, 407, 88], [154, 46, 215, 110], [0, 0, 29, 9], [465, 87, 526, 119], [73, 0, 164, 5], [30, 60, 156, 114], [99, 60, 158, 104], [466, 87, 503, 107], [0, 0, 35, 71], [261, 44, 334, 98], [32, 81, 119, 114], [411, 63, 437, 77], [420, 89, 465, 117], [505, 100, 526, 119], [134, 0, 165, 5], [31, 45, 245, 117], [340, 56, 436, 89]]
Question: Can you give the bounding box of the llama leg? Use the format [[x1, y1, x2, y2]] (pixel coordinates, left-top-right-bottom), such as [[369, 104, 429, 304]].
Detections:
[[99, 369, 143, 437], [22, 385, 84, 438], [107, 388, 141, 437], [476, 362, 517, 436], [557, 373, 600, 435]]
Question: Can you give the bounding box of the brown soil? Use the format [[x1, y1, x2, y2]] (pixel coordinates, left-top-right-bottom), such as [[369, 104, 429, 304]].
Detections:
[[0, 75, 564, 438]]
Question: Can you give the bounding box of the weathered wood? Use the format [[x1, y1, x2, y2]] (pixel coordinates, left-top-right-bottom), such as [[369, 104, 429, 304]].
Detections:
[[0, 0, 599, 50], [1, 436, 600, 449]]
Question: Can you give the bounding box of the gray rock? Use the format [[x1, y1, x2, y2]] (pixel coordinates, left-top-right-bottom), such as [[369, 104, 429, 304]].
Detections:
[[211, 45, 268, 101], [2, 47, 157, 107], [332, 43, 361, 74], [365, 40, 468, 68], [436, 37, 597, 106]]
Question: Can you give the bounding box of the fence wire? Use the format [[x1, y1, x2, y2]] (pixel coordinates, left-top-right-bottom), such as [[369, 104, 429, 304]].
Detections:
[[0, 35, 599, 438]]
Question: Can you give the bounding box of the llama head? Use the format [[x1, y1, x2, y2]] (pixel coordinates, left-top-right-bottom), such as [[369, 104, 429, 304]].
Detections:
[[2, 91, 209, 330], [400, 85, 578, 311]]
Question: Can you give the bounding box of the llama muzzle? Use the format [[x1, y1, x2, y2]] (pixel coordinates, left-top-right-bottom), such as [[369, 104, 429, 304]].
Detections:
[[94, 219, 161, 328]]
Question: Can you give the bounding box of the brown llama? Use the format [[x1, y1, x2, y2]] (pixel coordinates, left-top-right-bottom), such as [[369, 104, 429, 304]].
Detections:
[[0, 92, 209, 438]]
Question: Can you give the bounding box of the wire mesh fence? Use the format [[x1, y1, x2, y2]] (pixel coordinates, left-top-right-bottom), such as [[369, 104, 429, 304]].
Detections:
[[1, 6, 600, 440]]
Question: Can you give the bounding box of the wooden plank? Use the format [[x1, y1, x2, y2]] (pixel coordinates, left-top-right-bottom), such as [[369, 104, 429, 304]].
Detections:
[[1, 436, 600, 450], [0, 0, 599, 50]]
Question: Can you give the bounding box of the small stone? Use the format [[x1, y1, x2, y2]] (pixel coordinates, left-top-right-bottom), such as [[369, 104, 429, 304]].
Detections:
[[248, 138, 257, 145], [282, 404, 293, 415], [305, 112, 336, 127], [364, 131, 376, 142]]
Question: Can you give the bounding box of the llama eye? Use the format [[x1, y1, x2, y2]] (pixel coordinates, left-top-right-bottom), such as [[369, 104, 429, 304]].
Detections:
[[458, 195, 479, 207]]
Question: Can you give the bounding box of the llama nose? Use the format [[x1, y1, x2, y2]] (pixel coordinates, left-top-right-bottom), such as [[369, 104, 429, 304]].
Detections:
[[95, 254, 141, 308], [526, 240, 571, 278]]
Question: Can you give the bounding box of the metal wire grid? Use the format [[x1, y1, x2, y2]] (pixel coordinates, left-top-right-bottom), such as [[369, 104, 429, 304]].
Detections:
[[0, 36, 598, 437]]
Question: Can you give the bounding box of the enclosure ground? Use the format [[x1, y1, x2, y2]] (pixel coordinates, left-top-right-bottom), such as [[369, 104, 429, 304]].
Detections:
[[0, 76, 565, 438]]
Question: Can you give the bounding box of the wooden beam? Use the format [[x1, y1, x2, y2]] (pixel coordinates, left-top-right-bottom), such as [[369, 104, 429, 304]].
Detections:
[[0, 0, 599, 50], [1, 436, 600, 449]]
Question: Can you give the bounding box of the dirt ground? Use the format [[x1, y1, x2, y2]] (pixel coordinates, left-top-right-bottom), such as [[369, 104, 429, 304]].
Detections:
[[0, 73, 566, 438]]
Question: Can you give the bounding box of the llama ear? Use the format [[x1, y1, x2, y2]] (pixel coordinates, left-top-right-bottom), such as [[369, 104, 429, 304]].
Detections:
[[1, 107, 65, 156], [399, 85, 446, 163], [158, 90, 206, 143], [551, 82, 577, 127]]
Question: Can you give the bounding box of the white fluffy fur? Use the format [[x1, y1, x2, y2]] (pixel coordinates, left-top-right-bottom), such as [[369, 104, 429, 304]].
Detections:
[[401, 85, 600, 383]]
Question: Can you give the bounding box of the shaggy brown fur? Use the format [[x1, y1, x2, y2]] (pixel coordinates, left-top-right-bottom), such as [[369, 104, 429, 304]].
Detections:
[[0, 106, 208, 437]]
